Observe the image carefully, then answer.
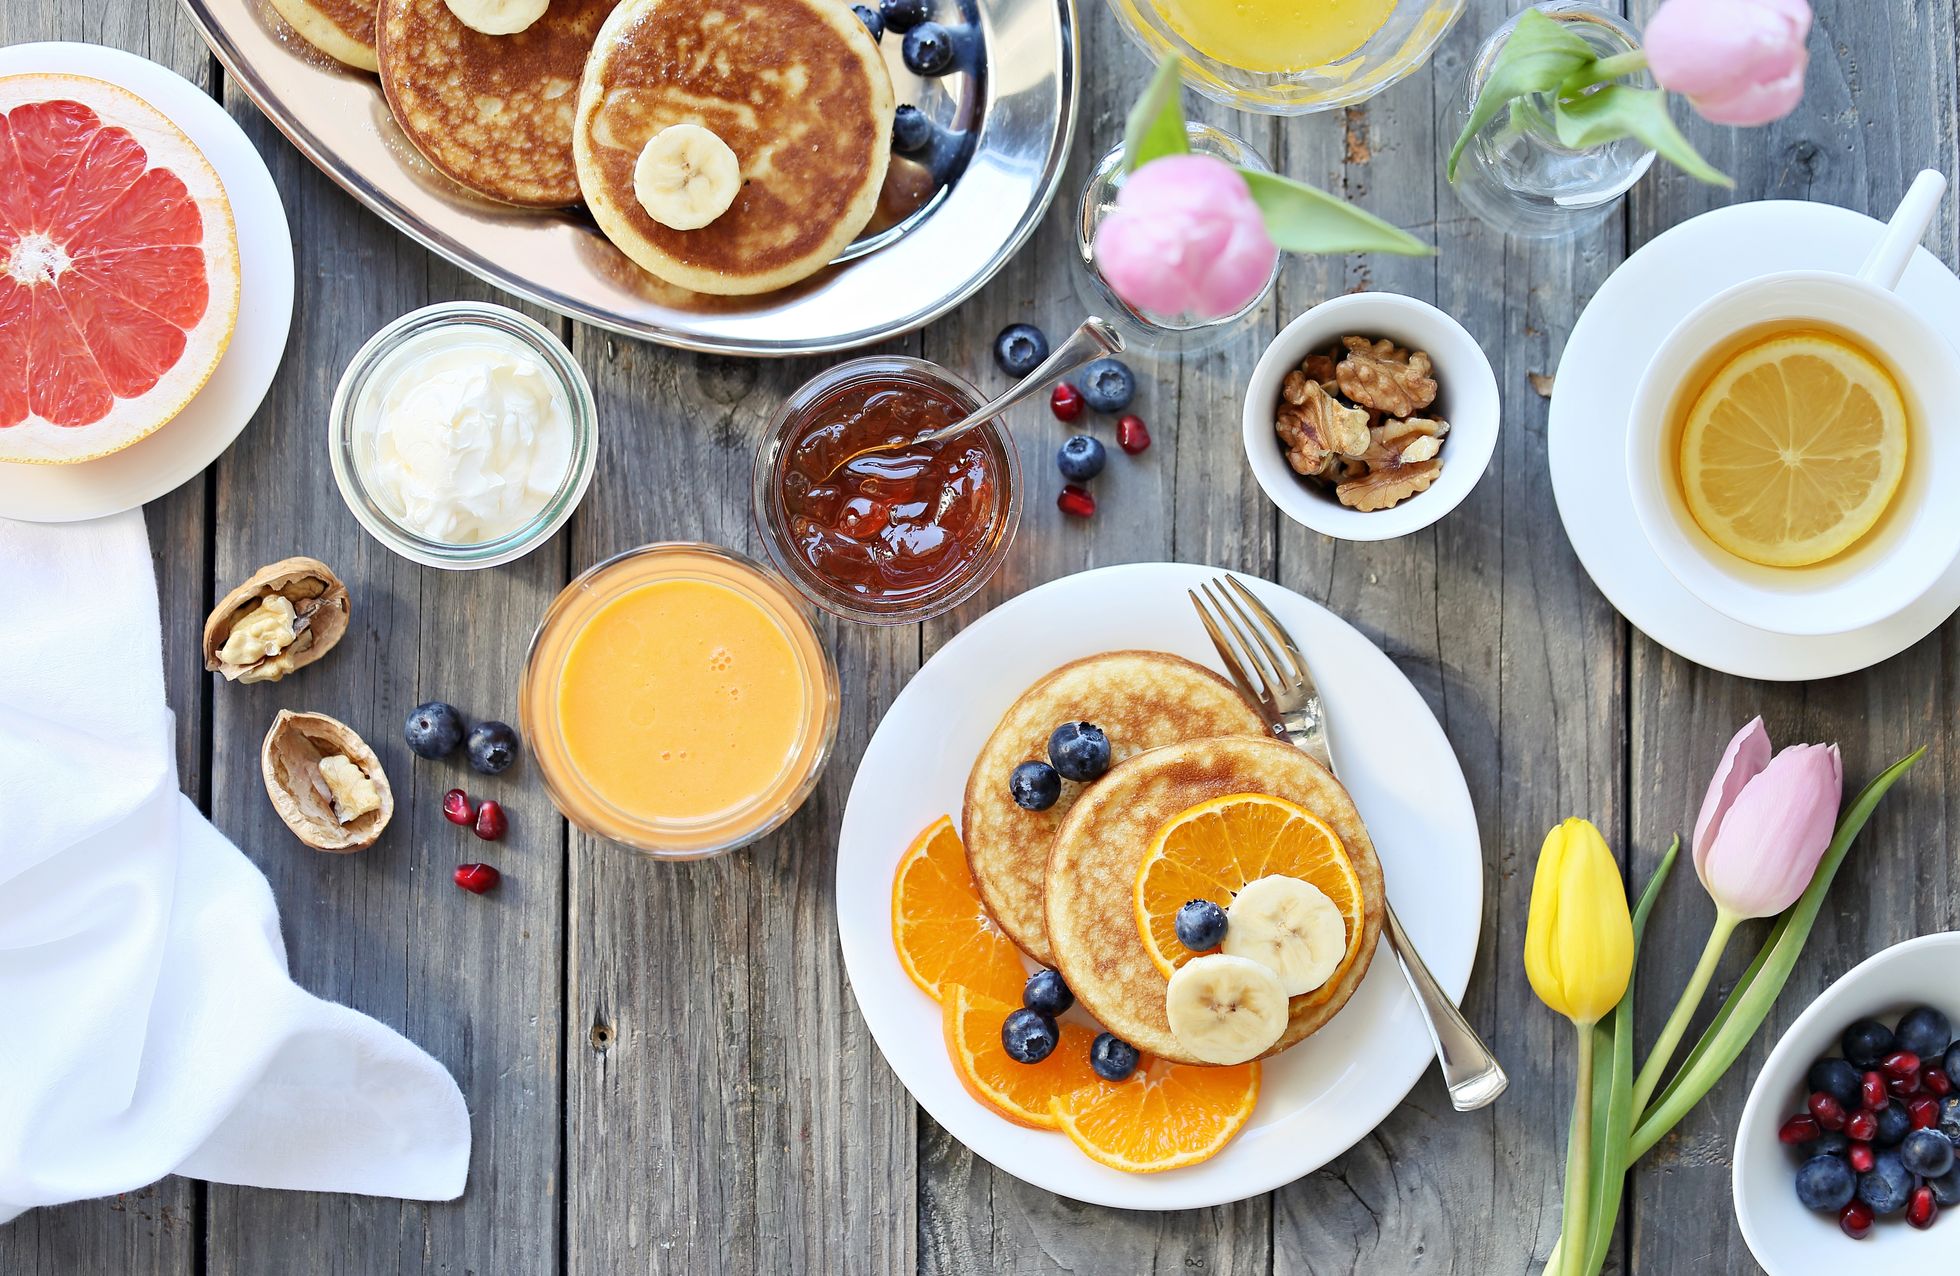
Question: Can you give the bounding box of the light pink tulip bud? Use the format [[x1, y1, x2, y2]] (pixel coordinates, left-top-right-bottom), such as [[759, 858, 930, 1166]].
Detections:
[[1092, 154, 1278, 322], [1696, 741, 1843, 919], [1692, 715, 1771, 870], [1645, 0, 1812, 127]]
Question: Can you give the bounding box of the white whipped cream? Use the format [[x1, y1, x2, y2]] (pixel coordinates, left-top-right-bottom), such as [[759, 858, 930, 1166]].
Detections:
[[355, 330, 574, 545]]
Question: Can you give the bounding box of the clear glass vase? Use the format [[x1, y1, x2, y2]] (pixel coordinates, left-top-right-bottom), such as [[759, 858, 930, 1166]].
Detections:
[[1444, 1, 1656, 239], [1071, 122, 1278, 358]]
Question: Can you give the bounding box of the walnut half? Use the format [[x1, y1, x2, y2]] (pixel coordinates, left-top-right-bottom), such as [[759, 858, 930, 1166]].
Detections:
[[261, 710, 393, 852], [1276, 381, 1371, 477], [204, 558, 349, 684], [1336, 336, 1438, 418], [1337, 458, 1444, 512]]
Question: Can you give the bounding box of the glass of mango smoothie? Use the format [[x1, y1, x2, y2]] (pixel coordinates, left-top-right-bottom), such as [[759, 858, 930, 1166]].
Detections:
[[1102, 0, 1464, 114], [521, 543, 839, 858]]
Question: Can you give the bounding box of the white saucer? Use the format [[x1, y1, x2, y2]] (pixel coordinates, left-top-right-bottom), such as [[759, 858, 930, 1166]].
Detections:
[[1549, 200, 1960, 680], [834, 563, 1482, 1210], [0, 43, 294, 523]]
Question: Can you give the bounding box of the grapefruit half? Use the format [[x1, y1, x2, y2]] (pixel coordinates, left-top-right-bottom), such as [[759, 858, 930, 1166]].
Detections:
[[0, 73, 241, 465]]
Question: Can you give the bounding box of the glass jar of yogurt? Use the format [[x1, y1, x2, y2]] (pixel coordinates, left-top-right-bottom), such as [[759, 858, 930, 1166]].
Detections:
[[330, 302, 597, 569]]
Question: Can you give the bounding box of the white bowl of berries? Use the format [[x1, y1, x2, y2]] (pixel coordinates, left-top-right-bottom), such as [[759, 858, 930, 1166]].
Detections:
[[1734, 931, 1960, 1273]]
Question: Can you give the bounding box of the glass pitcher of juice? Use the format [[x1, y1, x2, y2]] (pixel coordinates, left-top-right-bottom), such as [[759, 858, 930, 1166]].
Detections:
[[1103, 0, 1465, 115]]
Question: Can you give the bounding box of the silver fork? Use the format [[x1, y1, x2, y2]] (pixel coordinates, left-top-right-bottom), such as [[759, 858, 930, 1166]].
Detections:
[[1190, 575, 1508, 1113]]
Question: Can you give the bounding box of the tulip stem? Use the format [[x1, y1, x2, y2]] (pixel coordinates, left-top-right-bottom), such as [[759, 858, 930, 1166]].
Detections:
[[1561, 1022, 1596, 1276], [1629, 908, 1739, 1117]]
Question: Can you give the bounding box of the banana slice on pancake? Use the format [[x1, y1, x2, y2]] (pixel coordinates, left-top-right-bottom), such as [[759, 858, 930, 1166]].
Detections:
[[634, 125, 741, 230], [1221, 876, 1347, 997], [443, 0, 550, 34], [1165, 955, 1289, 1066]]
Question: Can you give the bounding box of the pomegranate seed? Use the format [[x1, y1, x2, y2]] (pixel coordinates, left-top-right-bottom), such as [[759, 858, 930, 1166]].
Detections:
[[1056, 483, 1095, 518], [1845, 1110, 1877, 1142], [1909, 1095, 1941, 1129], [1779, 1114, 1822, 1144], [442, 788, 474, 825], [1926, 1066, 1953, 1096], [1808, 1091, 1847, 1130], [1908, 1184, 1939, 1229], [1882, 1050, 1921, 1080], [1863, 1071, 1890, 1110], [473, 799, 508, 841], [1890, 1073, 1923, 1098], [1849, 1141, 1875, 1173], [1116, 414, 1151, 454], [1839, 1200, 1874, 1239], [453, 863, 499, 894], [1050, 382, 1084, 422]]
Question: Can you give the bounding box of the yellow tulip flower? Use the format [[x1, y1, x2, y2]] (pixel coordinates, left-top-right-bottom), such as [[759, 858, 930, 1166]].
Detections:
[[1525, 818, 1634, 1027]]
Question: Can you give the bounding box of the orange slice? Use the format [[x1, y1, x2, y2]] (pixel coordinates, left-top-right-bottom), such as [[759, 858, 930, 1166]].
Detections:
[[941, 984, 1101, 1129], [1049, 1057, 1261, 1173], [1134, 792, 1366, 1008], [892, 815, 1028, 1005]]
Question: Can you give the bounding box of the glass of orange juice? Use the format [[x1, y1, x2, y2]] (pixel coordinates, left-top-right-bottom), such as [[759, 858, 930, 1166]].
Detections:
[[1102, 0, 1465, 114], [521, 543, 840, 858]]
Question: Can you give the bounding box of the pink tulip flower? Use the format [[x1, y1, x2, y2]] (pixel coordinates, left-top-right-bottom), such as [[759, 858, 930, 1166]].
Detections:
[[1692, 717, 1843, 919], [1093, 153, 1278, 322], [1645, 0, 1812, 127]]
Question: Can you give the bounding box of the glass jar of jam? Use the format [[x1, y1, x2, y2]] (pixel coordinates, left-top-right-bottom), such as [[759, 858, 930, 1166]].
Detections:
[[752, 357, 1021, 624]]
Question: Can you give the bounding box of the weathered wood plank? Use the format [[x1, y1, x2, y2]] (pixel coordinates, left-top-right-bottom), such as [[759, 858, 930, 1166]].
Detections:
[[1625, 2, 1960, 1272]]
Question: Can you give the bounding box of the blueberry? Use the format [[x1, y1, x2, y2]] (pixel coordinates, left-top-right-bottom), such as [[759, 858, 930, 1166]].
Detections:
[[1931, 1166, 1960, 1207], [1940, 1094, 1960, 1142], [891, 104, 933, 156], [1009, 760, 1062, 811], [1804, 1131, 1851, 1160], [1174, 899, 1228, 951], [466, 720, 519, 775], [1090, 1032, 1140, 1082], [1021, 968, 1073, 1017], [1858, 1148, 1915, 1214], [1808, 1057, 1864, 1111], [1057, 435, 1106, 482], [1873, 1098, 1912, 1148], [1047, 721, 1111, 783], [1897, 1006, 1953, 1060], [852, 3, 883, 38], [1903, 1128, 1956, 1178], [1948, 1039, 1960, 1082], [1079, 358, 1135, 413], [1794, 1153, 1857, 1212], [1843, 1017, 1897, 1069], [993, 322, 1049, 377], [1000, 1008, 1058, 1064], [879, 0, 930, 33], [404, 701, 465, 759], [902, 22, 956, 76]]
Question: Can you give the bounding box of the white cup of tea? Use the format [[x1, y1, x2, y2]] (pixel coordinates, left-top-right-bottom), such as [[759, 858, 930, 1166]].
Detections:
[[1625, 170, 1960, 637]]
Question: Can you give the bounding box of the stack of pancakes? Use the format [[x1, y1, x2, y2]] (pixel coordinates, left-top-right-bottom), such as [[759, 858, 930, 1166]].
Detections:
[[963, 651, 1387, 1067], [274, 0, 894, 294]]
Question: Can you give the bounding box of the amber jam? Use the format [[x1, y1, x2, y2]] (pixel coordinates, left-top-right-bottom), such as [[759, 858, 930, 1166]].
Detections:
[[754, 358, 1022, 624]]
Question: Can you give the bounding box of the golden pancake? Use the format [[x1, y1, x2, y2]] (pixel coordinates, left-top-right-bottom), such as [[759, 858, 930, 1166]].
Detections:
[[962, 652, 1265, 967], [377, 0, 620, 207], [1045, 737, 1385, 1066], [269, 0, 379, 71], [572, 0, 894, 295]]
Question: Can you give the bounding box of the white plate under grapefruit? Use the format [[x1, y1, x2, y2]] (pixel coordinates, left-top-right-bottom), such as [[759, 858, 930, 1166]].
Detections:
[[0, 72, 240, 465]]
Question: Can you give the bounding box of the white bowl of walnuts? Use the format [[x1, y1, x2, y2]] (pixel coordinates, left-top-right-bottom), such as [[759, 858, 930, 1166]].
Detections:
[[1242, 292, 1500, 542]]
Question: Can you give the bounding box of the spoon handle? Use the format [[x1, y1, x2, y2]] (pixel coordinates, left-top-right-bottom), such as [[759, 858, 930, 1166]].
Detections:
[[911, 318, 1125, 449]]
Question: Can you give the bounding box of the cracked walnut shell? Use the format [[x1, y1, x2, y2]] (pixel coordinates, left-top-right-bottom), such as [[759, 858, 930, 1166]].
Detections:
[[1336, 458, 1444, 512], [204, 558, 348, 684], [261, 710, 393, 852], [1276, 381, 1371, 476], [1336, 336, 1438, 418]]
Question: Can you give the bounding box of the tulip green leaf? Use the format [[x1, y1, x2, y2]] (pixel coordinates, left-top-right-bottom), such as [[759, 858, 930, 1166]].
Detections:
[[1446, 9, 1593, 181], [1629, 747, 1926, 1159], [1124, 54, 1190, 173], [1553, 85, 1733, 188], [1236, 169, 1434, 257]]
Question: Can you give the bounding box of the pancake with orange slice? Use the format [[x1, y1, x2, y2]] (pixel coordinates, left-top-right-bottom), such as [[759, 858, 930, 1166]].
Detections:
[[1045, 737, 1385, 1066], [962, 652, 1265, 968]]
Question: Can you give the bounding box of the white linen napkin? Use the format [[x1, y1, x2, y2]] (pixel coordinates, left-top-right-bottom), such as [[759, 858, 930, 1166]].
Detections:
[[0, 509, 469, 1222]]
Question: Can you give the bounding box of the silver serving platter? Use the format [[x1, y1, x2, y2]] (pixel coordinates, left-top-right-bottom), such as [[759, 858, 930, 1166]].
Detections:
[[181, 0, 1077, 354]]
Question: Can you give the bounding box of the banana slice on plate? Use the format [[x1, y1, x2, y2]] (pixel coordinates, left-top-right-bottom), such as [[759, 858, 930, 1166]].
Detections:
[[442, 0, 550, 35], [1164, 953, 1289, 1065], [633, 124, 742, 231], [1221, 875, 1347, 997]]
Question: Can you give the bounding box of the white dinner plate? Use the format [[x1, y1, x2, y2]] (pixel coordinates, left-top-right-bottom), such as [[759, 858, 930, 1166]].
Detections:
[[834, 562, 1483, 1209], [1549, 199, 1960, 680], [0, 42, 294, 523]]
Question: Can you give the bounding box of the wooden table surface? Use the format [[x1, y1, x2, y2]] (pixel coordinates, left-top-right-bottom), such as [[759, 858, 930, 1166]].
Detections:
[[7, 1, 1957, 1272]]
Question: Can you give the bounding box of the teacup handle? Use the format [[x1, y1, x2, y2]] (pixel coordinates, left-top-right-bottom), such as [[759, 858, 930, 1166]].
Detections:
[[1858, 169, 1947, 291]]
